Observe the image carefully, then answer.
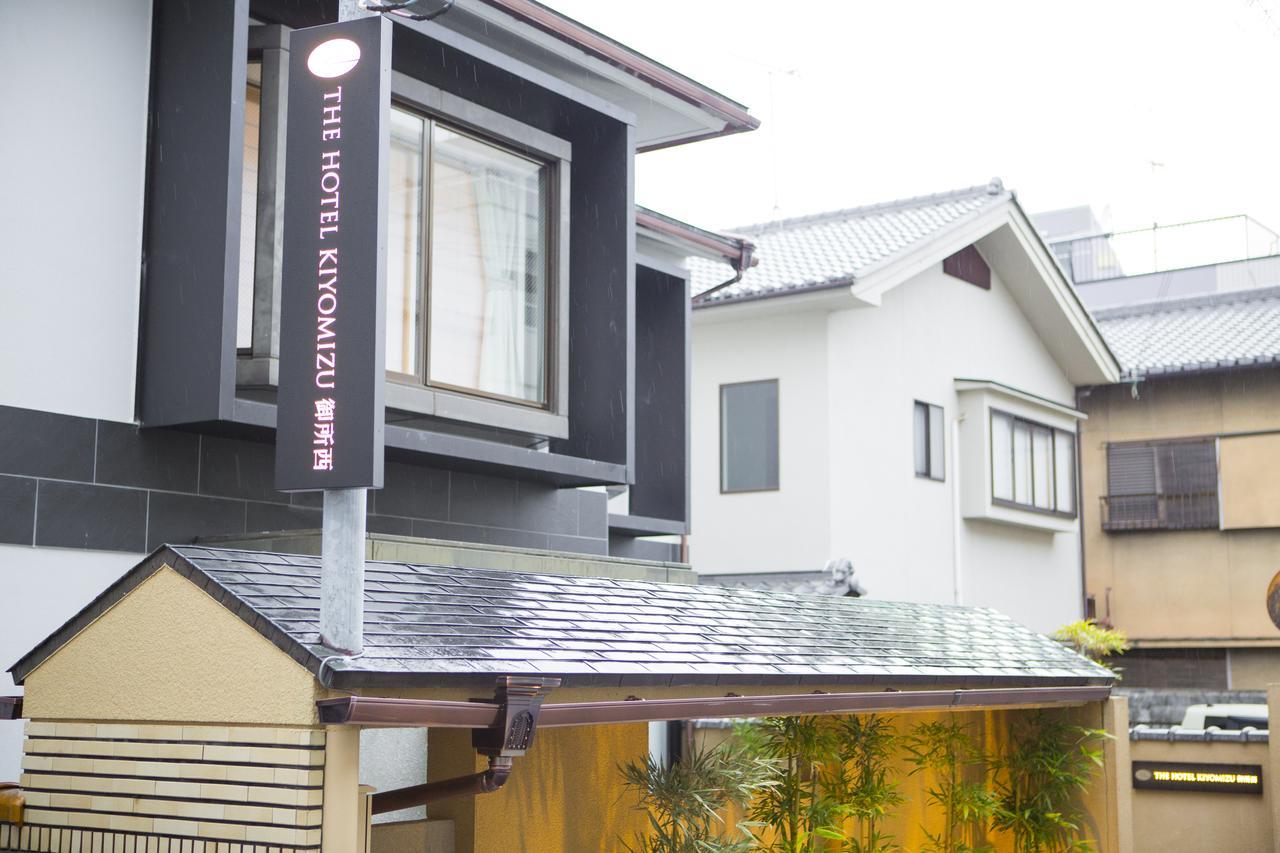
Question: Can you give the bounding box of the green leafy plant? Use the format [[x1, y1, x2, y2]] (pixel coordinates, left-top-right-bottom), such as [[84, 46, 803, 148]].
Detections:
[[991, 711, 1109, 853], [903, 719, 998, 853], [1051, 621, 1128, 676], [828, 715, 905, 853], [736, 717, 845, 851], [619, 741, 774, 853]]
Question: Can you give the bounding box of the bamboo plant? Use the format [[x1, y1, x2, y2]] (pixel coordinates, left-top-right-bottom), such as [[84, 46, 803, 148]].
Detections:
[[902, 719, 998, 853], [619, 741, 774, 853], [991, 711, 1108, 853], [828, 714, 905, 853]]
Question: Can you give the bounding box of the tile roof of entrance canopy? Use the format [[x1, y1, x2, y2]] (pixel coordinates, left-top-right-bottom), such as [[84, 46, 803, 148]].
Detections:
[[1092, 285, 1280, 379], [689, 181, 1010, 303], [9, 545, 1112, 690]]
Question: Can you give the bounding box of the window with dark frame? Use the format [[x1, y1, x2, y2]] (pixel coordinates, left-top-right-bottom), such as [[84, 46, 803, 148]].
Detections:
[[990, 409, 1077, 517], [913, 401, 945, 481], [386, 105, 553, 408], [236, 58, 572, 433], [720, 380, 779, 493], [1103, 438, 1219, 531]]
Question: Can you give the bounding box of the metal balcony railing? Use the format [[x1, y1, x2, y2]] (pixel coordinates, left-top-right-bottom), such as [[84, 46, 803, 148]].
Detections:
[[1100, 493, 1220, 532], [1048, 215, 1280, 284]]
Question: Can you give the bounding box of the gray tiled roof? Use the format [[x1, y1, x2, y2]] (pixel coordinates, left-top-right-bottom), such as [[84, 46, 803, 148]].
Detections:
[[1093, 286, 1280, 378], [691, 181, 1009, 303], [11, 545, 1112, 690]]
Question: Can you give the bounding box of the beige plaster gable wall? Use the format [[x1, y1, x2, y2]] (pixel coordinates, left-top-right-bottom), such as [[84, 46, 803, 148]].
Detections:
[[22, 565, 325, 725]]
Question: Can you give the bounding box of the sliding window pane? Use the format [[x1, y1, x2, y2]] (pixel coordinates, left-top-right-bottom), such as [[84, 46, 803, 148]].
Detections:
[[1013, 420, 1033, 505], [992, 412, 1013, 501], [428, 127, 548, 404], [236, 74, 262, 351], [913, 402, 929, 477], [721, 381, 779, 492], [387, 108, 425, 376], [1055, 430, 1076, 513], [929, 404, 945, 480], [1032, 425, 1053, 509]]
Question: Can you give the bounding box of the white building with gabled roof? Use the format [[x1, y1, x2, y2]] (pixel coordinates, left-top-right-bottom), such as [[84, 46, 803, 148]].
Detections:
[[690, 180, 1121, 633]]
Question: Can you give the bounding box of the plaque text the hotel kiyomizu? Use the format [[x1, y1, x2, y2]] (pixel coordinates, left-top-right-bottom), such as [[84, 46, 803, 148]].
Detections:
[[276, 16, 390, 492]]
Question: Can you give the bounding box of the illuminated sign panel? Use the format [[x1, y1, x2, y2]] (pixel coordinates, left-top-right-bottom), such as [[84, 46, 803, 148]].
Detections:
[[1132, 761, 1263, 794], [276, 17, 390, 491]]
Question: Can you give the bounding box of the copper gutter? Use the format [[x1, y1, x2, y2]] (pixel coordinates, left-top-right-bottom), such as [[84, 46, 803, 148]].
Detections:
[[317, 685, 1111, 728], [475, 0, 759, 146]]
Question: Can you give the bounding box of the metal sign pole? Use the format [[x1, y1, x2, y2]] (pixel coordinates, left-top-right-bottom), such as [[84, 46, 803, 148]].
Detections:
[[276, 3, 388, 656], [316, 0, 376, 657]]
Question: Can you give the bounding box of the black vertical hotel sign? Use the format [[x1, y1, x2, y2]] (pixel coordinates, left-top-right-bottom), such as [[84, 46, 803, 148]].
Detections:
[[276, 16, 389, 492]]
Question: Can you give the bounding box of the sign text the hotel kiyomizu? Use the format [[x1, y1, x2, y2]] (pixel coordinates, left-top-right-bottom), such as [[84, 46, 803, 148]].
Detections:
[[276, 16, 390, 492]]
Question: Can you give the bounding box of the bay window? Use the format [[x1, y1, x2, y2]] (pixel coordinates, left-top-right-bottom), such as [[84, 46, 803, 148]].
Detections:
[[991, 409, 1076, 516]]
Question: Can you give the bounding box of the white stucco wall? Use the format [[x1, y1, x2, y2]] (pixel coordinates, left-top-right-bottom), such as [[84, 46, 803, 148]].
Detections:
[[691, 260, 1084, 634], [0, 545, 143, 782], [690, 309, 831, 574], [0, 1, 152, 424]]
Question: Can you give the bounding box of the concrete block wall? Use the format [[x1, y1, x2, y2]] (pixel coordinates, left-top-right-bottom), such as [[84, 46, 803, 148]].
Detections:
[[2, 721, 325, 852]]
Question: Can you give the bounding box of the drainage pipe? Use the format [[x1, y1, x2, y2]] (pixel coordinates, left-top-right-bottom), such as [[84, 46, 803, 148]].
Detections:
[[370, 756, 513, 812]]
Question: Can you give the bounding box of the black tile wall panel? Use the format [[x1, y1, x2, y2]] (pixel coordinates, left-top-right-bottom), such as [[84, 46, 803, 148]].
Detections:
[[245, 501, 323, 534], [547, 533, 609, 556], [609, 534, 679, 563], [95, 421, 201, 492], [484, 527, 550, 551], [0, 406, 96, 481], [147, 491, 246, 551], [199, 435, 287, 504], [448, 472, 520, 527], [36, 481, 147, 552], [366, 514, 414, 536], [0, 475, 37, 545], [576, 490, 608, 539], [372, 461, 449, 520], [411, 518, 491, 545], [513, 482, 578, 535]]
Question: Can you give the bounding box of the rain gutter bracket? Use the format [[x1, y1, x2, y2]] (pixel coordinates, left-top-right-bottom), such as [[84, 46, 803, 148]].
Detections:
[[368, 676, 560, 814]]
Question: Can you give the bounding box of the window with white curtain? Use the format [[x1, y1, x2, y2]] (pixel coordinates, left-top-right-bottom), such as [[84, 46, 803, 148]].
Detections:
[[389, 106, 551, 407], [990, 409, 1077, 516]]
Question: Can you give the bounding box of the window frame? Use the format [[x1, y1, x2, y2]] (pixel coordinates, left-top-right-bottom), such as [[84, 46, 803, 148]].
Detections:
[[1102, 436, 1220, 531], [719, 379, 780, 494], [989, 408, 1078, 519], [236, 60, 573, 440], [913, 400, 945, 482]]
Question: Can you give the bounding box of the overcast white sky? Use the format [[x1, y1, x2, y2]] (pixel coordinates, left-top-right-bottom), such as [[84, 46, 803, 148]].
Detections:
[[545, 0, 1280, 238]]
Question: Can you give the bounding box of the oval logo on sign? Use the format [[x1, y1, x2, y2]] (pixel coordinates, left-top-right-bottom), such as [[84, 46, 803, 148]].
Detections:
[[307, 38, 361, 79]]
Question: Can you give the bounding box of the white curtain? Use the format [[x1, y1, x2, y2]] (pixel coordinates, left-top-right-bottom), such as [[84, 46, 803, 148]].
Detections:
[[475, 167, 528, 399]]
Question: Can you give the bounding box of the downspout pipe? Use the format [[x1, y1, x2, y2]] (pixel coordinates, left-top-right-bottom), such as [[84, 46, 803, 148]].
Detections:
[[371, 756, 512, 813], [368, 677, 557, 812], [691, 243, 756, 306]]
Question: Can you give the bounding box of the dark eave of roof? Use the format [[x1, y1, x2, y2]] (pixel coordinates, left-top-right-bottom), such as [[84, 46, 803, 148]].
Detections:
[[318, 685, 1113, 728], [477, 0, 759, 149], [636, 206, 755, 269]]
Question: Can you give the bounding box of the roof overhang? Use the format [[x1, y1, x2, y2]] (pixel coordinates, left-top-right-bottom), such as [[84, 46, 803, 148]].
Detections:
[[636, 207, 755, 270], [693, 197, 1121, 386], [317, 684, 1112, 727], [433, 0, 758, 150]]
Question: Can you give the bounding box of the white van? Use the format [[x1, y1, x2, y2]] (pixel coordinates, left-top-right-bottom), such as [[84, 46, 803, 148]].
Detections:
[[1179, 704, 1268, 730]]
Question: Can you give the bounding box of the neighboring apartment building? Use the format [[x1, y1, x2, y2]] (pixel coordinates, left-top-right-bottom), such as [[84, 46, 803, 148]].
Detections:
[[689, 182, 1120, 634], [0, 0, 756, 782], [1050, 235, 1280, 689]]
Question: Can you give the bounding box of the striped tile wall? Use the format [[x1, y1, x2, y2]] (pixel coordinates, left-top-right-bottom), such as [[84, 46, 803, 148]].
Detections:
[[0, 721, 325, 853]]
